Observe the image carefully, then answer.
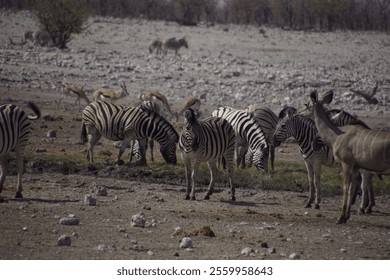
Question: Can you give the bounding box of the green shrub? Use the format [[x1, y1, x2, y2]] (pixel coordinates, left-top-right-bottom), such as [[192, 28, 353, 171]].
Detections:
[[33, 0, 90, 49]]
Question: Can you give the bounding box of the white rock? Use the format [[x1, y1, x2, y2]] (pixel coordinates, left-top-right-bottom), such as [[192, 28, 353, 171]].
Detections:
[[57, 235, 71, 246], [131, 212, 146, 228], [179, 237, 193, 249], [84, 194, 96, 206], [241, 247, 255, 256]]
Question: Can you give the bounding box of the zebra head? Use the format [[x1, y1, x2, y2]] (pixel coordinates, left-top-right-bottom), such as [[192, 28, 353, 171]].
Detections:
[[251, 145, 269, 172], [273, 115, 290, 144], [160, 140, 178, 164]]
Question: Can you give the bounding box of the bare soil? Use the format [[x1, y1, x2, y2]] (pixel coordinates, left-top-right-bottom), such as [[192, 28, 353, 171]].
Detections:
[[0, 10, 390, 260]]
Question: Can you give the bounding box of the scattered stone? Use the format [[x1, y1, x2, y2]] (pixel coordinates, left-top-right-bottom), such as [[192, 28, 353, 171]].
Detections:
[[35, 148, 47, 153], [131, 212, 146, 228], [97, 244, 116, 252], [84, 194, 96, 206], [46, 130, 56, 138], [57, 235, 71, 246], [94, 185, 108, 196], [289, 253, 300, 260], [268, 247, 276, 254], [241, 247, 255, 256], [147, 250, 154, 256], [59, 217, 80, 226], [179, 237, 193, 249]]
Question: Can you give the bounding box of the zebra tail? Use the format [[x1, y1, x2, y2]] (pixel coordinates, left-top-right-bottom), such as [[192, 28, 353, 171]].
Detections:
[[80, 122, 87, 144], [27, 101, 41, 120]]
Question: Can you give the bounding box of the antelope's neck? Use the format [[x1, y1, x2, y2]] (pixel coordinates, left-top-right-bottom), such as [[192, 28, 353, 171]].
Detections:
[[312, 105, 341, 147]]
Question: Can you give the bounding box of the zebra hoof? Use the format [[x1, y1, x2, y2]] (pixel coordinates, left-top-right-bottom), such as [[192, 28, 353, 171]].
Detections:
[[365, 207, 372, 214], [15, 191, 23, 199], [336, 216, 348, 224], [116, 159, 124, 166], [191, 196, 196, 201], [305, 203, 312, 208], [185, 195, 190, 200], [204, 195, 210, 200], [231, 196, 236, 202], [314, 204, 320, 210]]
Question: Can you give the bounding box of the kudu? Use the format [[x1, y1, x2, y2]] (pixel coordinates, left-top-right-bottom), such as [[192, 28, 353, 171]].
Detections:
[[310, 90, 390, 224]]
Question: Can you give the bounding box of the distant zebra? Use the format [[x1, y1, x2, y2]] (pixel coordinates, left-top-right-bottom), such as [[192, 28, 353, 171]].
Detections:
[[273, 113, 335, 209], [163, 37, 188, 56], [0, 102, 41, 199], [149, 39, 164, 55], [212, 106, 269, 172], [80, 101, 178, 165], [179, 108, 236, 201], [243, 105, 279, 171]]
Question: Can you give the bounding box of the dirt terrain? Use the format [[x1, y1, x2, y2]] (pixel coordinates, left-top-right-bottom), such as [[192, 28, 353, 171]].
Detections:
[[0, 10, 390, 260]]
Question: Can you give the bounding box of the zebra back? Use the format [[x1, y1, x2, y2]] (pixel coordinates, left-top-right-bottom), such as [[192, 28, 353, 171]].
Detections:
[[246, 105, 279, 144], [326, 109, 370, 129], [212, 106, 269, 171]]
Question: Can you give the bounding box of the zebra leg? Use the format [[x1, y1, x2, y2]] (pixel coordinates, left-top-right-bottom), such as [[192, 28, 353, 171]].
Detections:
[[225, 156, 236, 201], [270, 145, 275, 172], [190, 161, 200, 200], [149, 138, 154, 161], [86, 126, 101, 163], [14, 149, 24, 199], [135, 139, 147, 166], [205, 161, 218, 200], [304, 162, 315, 208], [116, 138, 131, 165], [182, 156, 193, 200], [0, 156, 7, 193], [313, 163, 322, 209]]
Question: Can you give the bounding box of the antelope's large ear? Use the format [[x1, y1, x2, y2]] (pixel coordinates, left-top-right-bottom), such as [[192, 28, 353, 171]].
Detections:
[[322, 90, 334, 105], [309, 90, 318, 104]]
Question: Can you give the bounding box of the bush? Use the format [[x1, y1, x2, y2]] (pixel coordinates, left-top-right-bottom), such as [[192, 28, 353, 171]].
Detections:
[[33, 0, 90, 49]]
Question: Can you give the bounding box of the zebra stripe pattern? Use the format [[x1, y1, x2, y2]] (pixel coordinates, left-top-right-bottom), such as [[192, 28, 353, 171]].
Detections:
[[244, 105, 279, 171], [179, 108, 236, 201], [81, 101, 178, 165], [0, 102, 40, 199], [212, 106, 269, 172], [273, 114, 335, 209]]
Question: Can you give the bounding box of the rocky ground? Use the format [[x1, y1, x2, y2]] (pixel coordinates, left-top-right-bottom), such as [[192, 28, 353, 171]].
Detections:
[[0, 10, 390, 260]]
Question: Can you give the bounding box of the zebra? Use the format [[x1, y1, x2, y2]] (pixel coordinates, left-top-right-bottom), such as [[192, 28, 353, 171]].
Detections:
[[163, 37, 188, 56], [273, 113, 335, 209], [243, 105, 279, 171], [0, 102, 41, 199], [128, 101, 162, 165], [179, 108, 236, 201], [80, 101, 178, 165], [149, 39, 164, 55], [212, 106, 269, 172]]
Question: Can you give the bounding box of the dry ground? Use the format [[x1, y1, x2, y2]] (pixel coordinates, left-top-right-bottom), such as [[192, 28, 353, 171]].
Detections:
[[0, 10, 390, 260]]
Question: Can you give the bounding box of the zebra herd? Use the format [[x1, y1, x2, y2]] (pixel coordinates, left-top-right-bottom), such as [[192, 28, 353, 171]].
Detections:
[[0, 93, 384, 223]]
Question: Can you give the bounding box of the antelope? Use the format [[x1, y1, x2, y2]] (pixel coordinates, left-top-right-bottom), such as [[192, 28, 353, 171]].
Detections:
[[176, 96, 202, 121], [139, 90, 175, 118], [93, 82, 129, 103], [58, 85, 91, 111], [309, 90, 390, 224]]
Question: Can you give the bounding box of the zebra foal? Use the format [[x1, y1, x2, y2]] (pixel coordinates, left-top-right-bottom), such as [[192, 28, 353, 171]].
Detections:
[[80, 101, 178, 165], [0, 102, 41, 199], [179, 108, 236, 201]]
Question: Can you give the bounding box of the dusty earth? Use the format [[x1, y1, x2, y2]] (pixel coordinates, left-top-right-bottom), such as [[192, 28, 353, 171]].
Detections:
[[1, 10, 390, 260]]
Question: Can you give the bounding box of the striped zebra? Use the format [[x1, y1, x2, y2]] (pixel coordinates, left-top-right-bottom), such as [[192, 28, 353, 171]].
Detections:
[[80, 101, 178, 165], [212, 106, 269, 172], [128, 101, 162, 165], [243, 105, 279, 171], [0, 102, 41, 199], [179, 108, 236, 201], [273, 113, 335, 209]]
